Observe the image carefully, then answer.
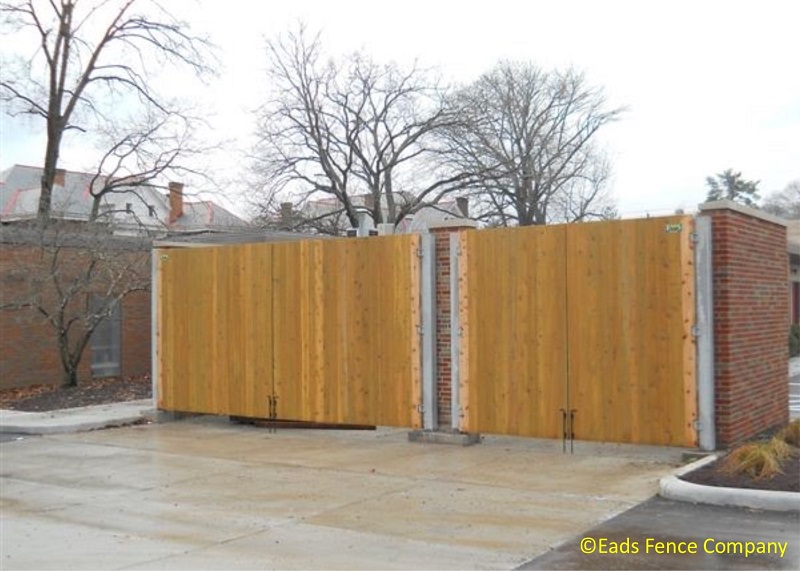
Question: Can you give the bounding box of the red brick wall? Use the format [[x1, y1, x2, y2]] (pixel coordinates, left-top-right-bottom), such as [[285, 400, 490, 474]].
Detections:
[[432, 229, 452, 428], [0, 241, 151, 389], [701, 206, 789, 446], [120, 290, 152, 379]]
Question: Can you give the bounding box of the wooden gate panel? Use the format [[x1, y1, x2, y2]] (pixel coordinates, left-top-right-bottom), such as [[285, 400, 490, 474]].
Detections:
[[159, 235, 421, 426], [158, 244, 274, 417], [463, 226, 568, 437], [269, 235, 422, 428], [460, 216, 697, 446], [566, 216, 696, 446]]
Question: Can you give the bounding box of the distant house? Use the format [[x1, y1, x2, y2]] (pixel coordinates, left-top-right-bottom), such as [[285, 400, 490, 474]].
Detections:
[[0, 164, 247, 234], [0, 164, 250, 390], [279, 193, 472, 235]]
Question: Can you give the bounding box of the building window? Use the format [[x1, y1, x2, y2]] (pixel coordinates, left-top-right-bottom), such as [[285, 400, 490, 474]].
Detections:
[[90, 295, 121, 377]]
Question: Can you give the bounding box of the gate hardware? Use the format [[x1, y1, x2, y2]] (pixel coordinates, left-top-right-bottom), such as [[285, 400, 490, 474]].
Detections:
[[569, 409, 577, 454], [560, 408, 578, 454], [267, 394, 279, 433]]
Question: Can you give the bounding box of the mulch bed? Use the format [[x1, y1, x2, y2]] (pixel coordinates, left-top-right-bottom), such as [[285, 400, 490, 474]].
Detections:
[[0, 375, 152, 412], [680, 449, 799, 493]]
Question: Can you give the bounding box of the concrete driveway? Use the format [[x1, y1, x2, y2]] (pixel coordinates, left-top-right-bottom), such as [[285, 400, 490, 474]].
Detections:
[[1, 417, 683, 570]]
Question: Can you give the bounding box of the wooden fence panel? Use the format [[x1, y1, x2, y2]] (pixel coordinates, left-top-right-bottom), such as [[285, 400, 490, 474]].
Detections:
[[566, 216, 696, 446], [462, 226, 568, 438]]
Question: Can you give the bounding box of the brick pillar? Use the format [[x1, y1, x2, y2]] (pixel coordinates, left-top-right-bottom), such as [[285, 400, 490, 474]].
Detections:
[[699, 201, 789, 447], [429, 219, 477, 430]]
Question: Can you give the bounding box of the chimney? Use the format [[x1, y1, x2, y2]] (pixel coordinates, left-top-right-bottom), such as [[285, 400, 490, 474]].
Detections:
[[364, 194, 376, 212], [280, 202, 294, 227], [168, 182, 184, 223], [54, 168, 66, 187], [456, 197, 469, 218]]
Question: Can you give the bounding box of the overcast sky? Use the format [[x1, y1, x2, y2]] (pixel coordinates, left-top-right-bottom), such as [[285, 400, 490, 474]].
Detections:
[[1, 0, 798, 218]]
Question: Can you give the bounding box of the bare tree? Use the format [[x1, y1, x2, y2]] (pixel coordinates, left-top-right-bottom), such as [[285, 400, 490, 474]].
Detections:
[[442, 62, 623, 226], [548, 152, 618, 222], [86, 107, 215, 222], [761, 180, 800, 220], [252, 25, 484, 232], [0, 222, 150, 387], [0, 0, 213, 222]]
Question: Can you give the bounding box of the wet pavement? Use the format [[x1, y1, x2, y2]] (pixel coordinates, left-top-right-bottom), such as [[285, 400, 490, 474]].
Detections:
[[0, 433, 31, 444], [0, 416, 685, 570], [519, 495, 800, 570], [790, 357, 800, 420]]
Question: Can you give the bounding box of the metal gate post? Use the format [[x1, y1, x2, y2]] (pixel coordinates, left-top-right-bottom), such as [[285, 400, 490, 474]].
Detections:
[[150, 248, 159, 408], [420, 233, 437, 430], [450, 233, 461, 432], [695, 217, 716, 451]]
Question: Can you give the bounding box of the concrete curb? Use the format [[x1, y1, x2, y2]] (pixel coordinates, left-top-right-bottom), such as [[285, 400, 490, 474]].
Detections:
[[659, 453, 800, 513], [0, 400, 154, 435]]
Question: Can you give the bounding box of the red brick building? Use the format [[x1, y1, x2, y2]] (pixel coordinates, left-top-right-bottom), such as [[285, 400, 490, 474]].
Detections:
[[0, 226, 152, 389]]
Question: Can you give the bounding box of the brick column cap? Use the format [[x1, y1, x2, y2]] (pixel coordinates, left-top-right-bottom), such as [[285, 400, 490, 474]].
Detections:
[[428, 219, 478, 231], [698, 200, 789, 228]]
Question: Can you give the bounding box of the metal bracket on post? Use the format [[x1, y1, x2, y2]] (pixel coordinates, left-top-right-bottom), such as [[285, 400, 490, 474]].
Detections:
[[420, 233, 437, 431], [695, 216, 716, 451]]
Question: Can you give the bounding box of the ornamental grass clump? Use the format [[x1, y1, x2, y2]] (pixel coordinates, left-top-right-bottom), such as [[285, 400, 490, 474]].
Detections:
[[721, 437, 791, 480], [776, 419, 800, 447]]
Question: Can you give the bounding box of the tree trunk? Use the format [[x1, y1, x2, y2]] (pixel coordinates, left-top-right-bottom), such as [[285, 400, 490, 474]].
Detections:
[[39, 126, 64, 223], [384, 170, 396, 224], [89, 196, 101, 222], [62, 366, 78, 388], [57, 325, 80, 387]]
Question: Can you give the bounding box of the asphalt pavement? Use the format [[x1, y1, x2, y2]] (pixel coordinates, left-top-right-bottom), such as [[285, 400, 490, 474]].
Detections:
[[518, 496, 800, 570]]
